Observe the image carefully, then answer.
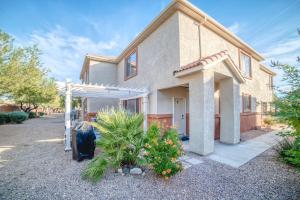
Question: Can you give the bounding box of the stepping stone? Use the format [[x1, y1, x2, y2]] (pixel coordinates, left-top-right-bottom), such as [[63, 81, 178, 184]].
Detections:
[[181, 161, 192, 169], [179, 155, 190, 161], [185, 158, 203, 165]]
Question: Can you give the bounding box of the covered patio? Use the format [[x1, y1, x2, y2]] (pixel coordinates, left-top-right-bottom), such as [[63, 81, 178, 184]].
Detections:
[[58, 80, 149, 151]]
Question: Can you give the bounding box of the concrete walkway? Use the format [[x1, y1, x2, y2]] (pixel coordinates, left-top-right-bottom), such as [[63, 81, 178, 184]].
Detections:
[[207, 131, 281, 168]]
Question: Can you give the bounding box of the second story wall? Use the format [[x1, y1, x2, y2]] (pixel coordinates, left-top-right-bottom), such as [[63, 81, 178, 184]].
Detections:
[[116, 12, 181, 113], [178, 11, 273, 113], [88, 61, 117, 85]]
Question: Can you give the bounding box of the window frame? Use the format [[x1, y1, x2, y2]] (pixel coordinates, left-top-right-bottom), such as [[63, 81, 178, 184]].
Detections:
[[242, 93, 252, 113], [269, 75, 273, 90], [239, 50, 252, 79], [123, 98, 141, 113], [261, 101, 268, 115], [124, 48, 138, 81]]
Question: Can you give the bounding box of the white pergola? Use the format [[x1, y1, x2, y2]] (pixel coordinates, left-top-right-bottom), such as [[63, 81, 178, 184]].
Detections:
[[59, 80, 149, 151]]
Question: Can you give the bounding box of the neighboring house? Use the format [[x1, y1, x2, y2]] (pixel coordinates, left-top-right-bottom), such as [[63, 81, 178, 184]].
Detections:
[[79, 0, 276, 155]]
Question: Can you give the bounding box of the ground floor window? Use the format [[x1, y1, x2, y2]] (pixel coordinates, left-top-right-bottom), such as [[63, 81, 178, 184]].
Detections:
[[261, 102, 268, 115], [123, 98, 140, 113], [243, 94, 251, 112]]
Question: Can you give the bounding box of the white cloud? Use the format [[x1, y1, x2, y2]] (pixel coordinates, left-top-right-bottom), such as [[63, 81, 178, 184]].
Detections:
[[261, 35, 300, 92], [18, 25, 121, 82], [262, 36, 300, 64], [227, 22, 240, 34]]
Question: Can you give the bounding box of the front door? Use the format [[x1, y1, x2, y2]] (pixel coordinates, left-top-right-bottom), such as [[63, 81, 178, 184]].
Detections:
[[174, 98, 186, 136]]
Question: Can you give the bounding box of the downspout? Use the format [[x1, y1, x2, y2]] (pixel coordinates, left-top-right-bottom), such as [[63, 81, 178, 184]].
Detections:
[[195, 16, 207, 59]]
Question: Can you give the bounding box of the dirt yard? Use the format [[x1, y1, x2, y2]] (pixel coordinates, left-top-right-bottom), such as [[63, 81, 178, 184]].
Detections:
[[0, 114, 300, 200]]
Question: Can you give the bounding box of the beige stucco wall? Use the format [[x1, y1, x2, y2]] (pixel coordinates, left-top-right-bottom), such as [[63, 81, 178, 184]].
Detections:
[[83, 10, 273, 115], [177, 12, 273, 114], [86, 61, 118, 113], [88, 61, 117, 85], [116, 12, 183, 114], [157, 86, 189, 114]]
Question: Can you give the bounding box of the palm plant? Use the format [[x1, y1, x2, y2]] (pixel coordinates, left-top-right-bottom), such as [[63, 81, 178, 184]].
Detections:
[[82, 109, 144, 182]]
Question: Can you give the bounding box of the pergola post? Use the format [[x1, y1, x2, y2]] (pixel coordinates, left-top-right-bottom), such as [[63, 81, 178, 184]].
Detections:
[[142, 95, 148, 131], [64, 79, 72, 151], [119, 99, 123, 110]]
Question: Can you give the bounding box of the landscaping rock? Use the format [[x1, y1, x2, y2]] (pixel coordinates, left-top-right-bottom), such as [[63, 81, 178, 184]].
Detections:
[[130, 167, 142, 175], [122, 167, 130, 174]]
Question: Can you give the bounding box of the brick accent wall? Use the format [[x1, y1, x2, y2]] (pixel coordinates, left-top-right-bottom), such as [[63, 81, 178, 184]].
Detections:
[[147, 114, 173, 132], [84, 112, 97, 121], [240, 112, 261, 132]]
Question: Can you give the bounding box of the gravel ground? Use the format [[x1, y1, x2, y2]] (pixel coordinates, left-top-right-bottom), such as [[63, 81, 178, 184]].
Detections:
[[0, 114, 300, 200], [240, 129, 270, 141]]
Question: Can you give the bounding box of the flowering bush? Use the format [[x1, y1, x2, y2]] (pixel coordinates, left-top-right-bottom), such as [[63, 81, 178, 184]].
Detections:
[[143, 124, 183, 179]]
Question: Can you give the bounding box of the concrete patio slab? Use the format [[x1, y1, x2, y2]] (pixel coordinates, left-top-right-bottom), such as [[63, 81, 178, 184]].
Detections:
[[207, 131, 281, 168]]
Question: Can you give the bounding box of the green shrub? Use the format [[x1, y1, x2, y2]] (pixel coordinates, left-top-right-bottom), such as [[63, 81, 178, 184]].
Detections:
[[281, 149, 300, 169], [28, 111, 36, 119], [143, 124, 183, 179], [9, 111, 28, 124], [38, 112, 45, 116], [82, 109, 144, 182], [0, 112, 11, 124], [276, 132, 300, 170], [263, 117, 276, 126]]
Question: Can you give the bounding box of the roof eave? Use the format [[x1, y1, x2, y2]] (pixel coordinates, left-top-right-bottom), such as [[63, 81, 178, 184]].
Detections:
[[260, 64, 276, 76], [174, 55, 246, 83], [116, 0, 264, 62], [79, 55, 118, 80]]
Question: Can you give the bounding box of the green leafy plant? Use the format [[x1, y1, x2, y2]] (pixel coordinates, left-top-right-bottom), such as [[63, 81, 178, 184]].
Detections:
[[28, 111, 36, 119], [275, 133, 300, 170], [0, 112, 10, 124], [271, 29, 300, 171], [9, 111, 28, 124], [143, 124, 183, 179], [0, 30, 58, 113], [38, 112, 45, 116], [82, 109, 144, 182], [263, 117, 276, 126]]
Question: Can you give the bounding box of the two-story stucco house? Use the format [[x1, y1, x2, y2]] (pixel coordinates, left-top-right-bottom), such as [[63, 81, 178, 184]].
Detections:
[[79, 0, 275, 155]]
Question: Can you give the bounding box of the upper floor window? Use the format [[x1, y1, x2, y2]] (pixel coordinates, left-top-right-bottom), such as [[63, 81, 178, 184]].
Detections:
[[240, 52, 251, 78], [243, 94, 251, 113], [268, 75, 273, 90], [125, 50, 137, 80]]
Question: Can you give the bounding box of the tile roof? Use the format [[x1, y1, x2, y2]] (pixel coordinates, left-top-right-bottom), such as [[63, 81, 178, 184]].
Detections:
[[173, 50, 229, 74]]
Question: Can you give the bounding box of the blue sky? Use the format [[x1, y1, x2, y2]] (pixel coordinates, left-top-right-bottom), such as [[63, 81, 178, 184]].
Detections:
[[0, 0, 299, 87]]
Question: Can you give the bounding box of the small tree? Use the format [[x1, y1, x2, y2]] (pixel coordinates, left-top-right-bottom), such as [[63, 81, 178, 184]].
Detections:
[[272, 29, 300, 170], [0, 30, 57, 112]]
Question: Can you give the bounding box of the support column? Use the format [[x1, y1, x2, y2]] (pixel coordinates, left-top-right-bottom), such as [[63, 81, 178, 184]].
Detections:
[[189, 70, 215, 155], [119, 99, 123, 110], [142, 95, 148, 131], [220, 78, 240, 144], [64, 79, 72, 151]]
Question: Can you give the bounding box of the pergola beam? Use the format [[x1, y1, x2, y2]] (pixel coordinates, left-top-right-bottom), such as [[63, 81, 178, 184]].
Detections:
[[61, 80, 149, 152]]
